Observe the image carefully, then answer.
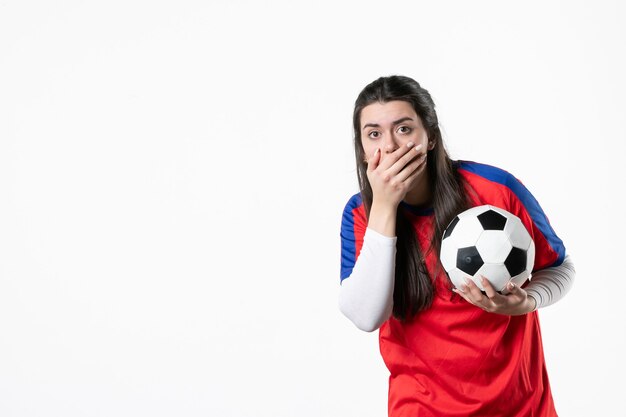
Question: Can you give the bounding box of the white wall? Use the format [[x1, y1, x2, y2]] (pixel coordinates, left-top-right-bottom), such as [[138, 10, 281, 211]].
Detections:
[[1, 1, 624, 416]]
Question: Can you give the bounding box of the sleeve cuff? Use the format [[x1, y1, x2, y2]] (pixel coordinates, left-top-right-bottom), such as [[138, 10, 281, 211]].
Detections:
[[364, 227, 397, 246]]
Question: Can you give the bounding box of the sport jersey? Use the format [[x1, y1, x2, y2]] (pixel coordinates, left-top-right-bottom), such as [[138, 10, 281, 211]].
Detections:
[[339, 161, 566, 417]]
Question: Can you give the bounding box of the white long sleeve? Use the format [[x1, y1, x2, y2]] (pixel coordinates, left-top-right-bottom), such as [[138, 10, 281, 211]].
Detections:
[[338, 232, 574, 328], [525, 254, 575, 310], [338, 228, 396, 332]]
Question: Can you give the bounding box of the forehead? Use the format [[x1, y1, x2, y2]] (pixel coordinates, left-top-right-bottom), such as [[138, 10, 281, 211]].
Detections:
[[360, 100, 418, 127]]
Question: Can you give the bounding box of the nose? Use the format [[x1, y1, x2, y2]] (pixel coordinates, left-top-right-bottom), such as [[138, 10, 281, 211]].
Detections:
[[383, 132, 400, 153]]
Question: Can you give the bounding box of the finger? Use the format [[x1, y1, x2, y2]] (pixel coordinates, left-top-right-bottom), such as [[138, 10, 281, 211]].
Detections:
[[367, 148, 381, 172], [386, 143, 424, 177], [452, 286, 477, 306], [504, 280, 526, 300], [455, 282, 491, 311], [463, 277, 487, 303], [397, 153, 428, 185], [479, 276, 511, 309], [377, 141, 415, 171], [480, 276, 499, 299]]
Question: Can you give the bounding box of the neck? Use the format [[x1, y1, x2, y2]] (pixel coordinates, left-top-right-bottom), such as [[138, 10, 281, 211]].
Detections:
[[403, 169, 432, 207]]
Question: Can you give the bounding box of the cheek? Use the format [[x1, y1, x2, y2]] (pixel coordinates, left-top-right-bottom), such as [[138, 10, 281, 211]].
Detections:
[[361, 143, 376, 159], [418, 130, 428, 143], [416, 131, 429, 148]]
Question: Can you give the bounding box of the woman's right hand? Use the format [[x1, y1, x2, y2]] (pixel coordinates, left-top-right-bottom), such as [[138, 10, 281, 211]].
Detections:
[[365, 142, 427, 237], [367, 142, 427, 209]]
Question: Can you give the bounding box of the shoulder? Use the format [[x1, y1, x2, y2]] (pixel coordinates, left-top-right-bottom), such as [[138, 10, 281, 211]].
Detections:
[[455, 160, 531, 204], [454, 160, 536, 225], [340, 193, 368, 280], [456, 161, 566, 267], [341, 192, 366, 227], [341, 193, 367, 232], [343, 192, 363, 214], [456, 160, 519, 188]]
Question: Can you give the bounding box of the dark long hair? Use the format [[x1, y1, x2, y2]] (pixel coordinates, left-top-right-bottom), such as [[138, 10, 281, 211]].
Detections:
[[353, 75, 468, 320]]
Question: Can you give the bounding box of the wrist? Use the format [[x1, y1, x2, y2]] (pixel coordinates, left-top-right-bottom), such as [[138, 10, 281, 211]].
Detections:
[[527, 295, 538, 313], [368, 201, 398, 237], [371, 198, 399, 213]]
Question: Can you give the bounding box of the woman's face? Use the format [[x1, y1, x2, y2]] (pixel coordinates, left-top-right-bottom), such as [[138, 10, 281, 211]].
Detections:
[[359, 100, 429, 163]]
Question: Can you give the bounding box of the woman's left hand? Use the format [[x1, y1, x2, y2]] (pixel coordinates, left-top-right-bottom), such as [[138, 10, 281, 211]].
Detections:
[[453, 276, 537, 316]]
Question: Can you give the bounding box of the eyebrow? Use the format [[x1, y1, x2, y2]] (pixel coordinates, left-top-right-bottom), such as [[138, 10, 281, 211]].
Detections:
[[362, 117, 414, 130]]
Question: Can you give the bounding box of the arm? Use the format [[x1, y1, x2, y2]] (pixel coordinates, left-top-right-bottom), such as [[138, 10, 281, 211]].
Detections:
[[338, 228, 396, 332], [525, 254, 575, 310], [456, 254, 576, 315], [453, 165, 573, 314], [339, 142, 428, 331]]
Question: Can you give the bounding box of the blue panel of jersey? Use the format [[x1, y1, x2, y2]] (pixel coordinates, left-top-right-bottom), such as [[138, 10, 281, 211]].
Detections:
[[340, 193, 362, 281]]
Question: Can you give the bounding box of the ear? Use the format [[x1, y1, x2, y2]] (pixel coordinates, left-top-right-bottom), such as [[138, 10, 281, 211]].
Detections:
[[427, 140, 436, 150]]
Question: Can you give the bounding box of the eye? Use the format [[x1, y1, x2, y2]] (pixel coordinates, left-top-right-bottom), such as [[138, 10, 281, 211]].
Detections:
[[368, 130, 381, 139], [397, 126, 412, 134]]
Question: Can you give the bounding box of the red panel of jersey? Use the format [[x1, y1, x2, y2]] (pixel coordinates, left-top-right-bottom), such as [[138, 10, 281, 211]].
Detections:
[[339, 161, 565, 417]]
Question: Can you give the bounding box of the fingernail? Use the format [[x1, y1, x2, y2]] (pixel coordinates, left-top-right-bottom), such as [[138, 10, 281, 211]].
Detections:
[[456, 286, 465, 293], [406, 142, 415, 148], [414, 144, 423, 151]]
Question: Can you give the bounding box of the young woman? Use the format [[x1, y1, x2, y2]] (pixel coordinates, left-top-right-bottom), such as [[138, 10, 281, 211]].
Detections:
[[339, 75, 575, 416]]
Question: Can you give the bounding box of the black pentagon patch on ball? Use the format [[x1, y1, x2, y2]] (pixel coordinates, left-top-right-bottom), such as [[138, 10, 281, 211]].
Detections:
[[477, 209, 507, 230], [456, 246, 484, 276], [443, 216, 460, 240], [505, 247, 527, 276]]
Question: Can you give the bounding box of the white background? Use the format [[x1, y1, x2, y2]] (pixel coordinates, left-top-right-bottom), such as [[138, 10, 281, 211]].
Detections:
[[1, 1, 624, 416]]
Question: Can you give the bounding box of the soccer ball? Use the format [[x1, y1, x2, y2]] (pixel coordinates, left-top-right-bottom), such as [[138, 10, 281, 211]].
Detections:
[[440, 205, 535, 293]]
